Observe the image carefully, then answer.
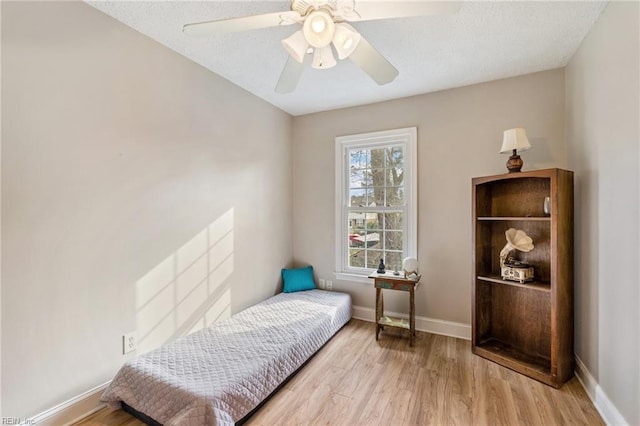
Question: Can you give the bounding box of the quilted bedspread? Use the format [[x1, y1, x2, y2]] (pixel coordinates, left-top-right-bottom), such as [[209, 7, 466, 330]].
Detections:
[[101, 289, 352, 425]]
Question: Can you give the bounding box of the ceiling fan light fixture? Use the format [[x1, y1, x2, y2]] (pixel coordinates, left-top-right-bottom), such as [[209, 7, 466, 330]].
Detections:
[[311, 46, 337, 70], [332, 23, 362, 60], [282, 30, 309, 63], [303, 10, 335, 48], [311, 15, 326, 33]]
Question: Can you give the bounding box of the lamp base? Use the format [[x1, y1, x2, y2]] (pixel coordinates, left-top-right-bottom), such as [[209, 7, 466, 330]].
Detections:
[[506, 153, 524, 173]]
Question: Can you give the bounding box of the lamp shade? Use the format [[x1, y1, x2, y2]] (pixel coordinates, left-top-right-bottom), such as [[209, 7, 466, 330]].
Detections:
[[332, 23, 361, 60], [500, 128, 531, 154], [303, 10, 336, 48], [311, 46, 337, 69], [282, 30, 309, 63]]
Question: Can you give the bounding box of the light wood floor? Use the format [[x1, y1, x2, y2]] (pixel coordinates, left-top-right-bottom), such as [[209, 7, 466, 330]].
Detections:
[[77, 319, 603, 426]]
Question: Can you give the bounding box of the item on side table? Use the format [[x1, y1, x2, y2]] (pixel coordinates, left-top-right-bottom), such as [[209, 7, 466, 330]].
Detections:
[[402, 257, 420, 280], [376, 258, 386, 273]]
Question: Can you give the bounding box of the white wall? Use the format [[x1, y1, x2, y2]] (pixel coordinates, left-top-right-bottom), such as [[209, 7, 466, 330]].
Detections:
[[292, 69, 567, 324], [1, 1, 292, 418], [566, 2, 639, 424]]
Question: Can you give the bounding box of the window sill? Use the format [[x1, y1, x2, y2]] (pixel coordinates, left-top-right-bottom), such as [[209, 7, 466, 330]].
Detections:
[[334, 272, 373, 285]]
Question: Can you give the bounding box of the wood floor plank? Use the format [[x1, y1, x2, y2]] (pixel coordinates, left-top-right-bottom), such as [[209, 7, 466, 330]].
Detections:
[[379, 388, 413, 426], [77, 319, 603, 426], [355, 355, 405, 425], [245, 388, 296, 425], [75, 406, 146, 426], [406, 367, 439, 425], [506, 374, 545, 426], [531, 379, 573, 425]]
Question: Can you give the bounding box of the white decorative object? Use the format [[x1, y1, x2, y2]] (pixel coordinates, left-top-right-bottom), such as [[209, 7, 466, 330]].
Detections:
[[500, 228, 535, 283], [402, 257, 420, 280], [543, 196, 551, 215]]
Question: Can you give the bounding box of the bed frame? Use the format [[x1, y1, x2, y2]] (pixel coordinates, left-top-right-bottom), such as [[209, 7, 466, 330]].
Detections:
[[103, 289, 352, 425], [120, 323, 347, 425]]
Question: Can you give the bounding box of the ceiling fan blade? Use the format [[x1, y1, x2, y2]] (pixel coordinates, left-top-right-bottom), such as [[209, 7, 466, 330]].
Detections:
[[350, 1, 461, 22], [349, 37, 398, 85], [275, 56, 306, 94], [183, 11, 298, 36]]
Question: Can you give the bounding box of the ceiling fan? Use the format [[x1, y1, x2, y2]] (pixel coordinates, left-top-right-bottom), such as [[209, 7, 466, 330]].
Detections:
[[183, 0, 461, 94]]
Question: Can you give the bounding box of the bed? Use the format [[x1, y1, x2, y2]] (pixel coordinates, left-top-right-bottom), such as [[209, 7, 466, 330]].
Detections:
[[101, 289, 352, 425]]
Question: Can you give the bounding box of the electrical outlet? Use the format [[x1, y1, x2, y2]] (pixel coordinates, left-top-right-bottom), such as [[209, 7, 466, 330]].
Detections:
[[319, 279, 326, 289], [123, 331, 137, 354], [326, 280, 333, 291]]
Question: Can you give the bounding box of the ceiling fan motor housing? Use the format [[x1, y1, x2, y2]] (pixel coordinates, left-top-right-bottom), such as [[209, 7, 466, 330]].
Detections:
[[291, 0, 344, 17]]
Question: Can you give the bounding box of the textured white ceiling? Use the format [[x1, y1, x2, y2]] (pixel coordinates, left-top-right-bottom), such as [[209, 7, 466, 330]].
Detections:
[[86, 1, 607, 116]]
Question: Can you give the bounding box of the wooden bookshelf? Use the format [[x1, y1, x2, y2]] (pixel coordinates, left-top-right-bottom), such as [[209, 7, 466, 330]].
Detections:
[[472, 168, 574, 388]]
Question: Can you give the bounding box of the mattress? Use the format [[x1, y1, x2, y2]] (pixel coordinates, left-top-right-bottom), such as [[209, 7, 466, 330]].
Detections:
[[101, 289, 352, 425]]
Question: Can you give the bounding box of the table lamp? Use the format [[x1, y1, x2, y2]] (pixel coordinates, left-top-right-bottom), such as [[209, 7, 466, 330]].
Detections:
[[500, 128, 531, 173]]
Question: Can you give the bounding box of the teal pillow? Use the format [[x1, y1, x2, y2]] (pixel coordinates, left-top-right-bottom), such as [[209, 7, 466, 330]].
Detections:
[[282, 266, 316, 293]]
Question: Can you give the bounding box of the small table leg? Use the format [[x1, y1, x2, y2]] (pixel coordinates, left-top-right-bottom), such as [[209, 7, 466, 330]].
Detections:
[[375, 287, 383, 340], [409, 286, 415, 346]]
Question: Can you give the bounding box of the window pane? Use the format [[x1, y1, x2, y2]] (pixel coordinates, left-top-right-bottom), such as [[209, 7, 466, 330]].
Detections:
[[386, 187, 404, 206], [349, 149, 368, 170], [370, 167, 385, 185], [350, 168, 374, 189], [365, 215, 382, 232], [384, 213, 403, 231], [367, 250, 384, 268], [361, 231, 380, 247], [348, 234, 363, 248], [388, 146, 403, 165], [385, 166, 403, 187], [386, 147, 404, 189], [349, 248, 365, 268], [372, 187, 384, 206], [370, 148, 385, 168], [349, 188, 371, 207], [350, 168, 367, 188], [384, 231, 403, 251], [368, 212, 380, 229], [385, 251, 403, 272], [348, 212, 365, 231], [361, 169, 373, 187]]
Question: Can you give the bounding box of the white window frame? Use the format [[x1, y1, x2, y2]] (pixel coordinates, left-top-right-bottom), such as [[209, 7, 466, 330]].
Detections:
[[334, 127, 417, 284]]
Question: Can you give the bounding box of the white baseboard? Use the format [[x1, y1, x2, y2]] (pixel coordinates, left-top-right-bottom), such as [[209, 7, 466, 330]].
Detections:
[[27, 381, 110, 426], [352, 305, 471, 340], [574, 356, 628, 426]]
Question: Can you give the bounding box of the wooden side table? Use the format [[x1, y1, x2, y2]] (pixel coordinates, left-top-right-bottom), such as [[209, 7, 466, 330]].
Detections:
[[368, 271, 420, 346]]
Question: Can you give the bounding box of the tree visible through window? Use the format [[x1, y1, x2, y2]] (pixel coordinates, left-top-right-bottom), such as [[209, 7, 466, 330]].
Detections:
[[348, 146, 405, 270], [335, 128, 416, 279]]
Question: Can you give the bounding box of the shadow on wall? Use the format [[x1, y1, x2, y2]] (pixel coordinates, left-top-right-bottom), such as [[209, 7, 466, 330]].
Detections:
[[135, 209, 235, 354]]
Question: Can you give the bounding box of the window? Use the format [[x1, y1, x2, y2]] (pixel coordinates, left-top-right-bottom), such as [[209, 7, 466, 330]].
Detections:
[[335, 127, 417, 282]]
